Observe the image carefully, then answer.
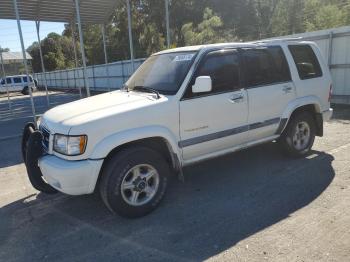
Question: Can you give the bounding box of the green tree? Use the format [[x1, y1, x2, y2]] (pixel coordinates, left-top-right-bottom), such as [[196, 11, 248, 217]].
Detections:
[[0, 47, 10, 52], [271, 0, 305, 36], [27, 0, 350, 71], [207, 0, 259, 41], [304, 0, 347, 31], [181, 8, 234, 45], [27, 32, 78, 72], [27, 42, 41, 72]]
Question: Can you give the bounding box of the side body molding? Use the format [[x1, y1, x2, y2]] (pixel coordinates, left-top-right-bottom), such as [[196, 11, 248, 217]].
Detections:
[[89, 125, 181, 160]]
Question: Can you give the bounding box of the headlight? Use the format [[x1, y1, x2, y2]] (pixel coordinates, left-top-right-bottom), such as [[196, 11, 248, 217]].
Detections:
[[53, 134, 87, 156], [37, 116, 42, 127]]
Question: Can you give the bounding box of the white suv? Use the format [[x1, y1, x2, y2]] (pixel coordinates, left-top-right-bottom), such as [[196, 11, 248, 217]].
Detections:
[[22, 40, 333, 218], [0, 74, 37, 95]]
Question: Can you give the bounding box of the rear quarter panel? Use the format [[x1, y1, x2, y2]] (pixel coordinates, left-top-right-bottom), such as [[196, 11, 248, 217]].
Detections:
[[282, 42, 332, 112]]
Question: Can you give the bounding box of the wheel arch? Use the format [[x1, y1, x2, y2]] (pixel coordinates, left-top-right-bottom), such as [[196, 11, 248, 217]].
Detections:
[[95, 136, 181, 192], [89, 126, 181, 160], [279, 97, 324, 136], [104, 136, 180, 170], [90, 126, 182, 189]]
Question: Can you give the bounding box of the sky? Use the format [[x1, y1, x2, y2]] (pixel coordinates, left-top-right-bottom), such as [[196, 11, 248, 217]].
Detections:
[[0, 19, 65, 52]]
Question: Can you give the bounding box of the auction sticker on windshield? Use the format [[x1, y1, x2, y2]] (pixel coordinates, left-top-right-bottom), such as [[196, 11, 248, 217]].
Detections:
[[173, 54, 195, 62]]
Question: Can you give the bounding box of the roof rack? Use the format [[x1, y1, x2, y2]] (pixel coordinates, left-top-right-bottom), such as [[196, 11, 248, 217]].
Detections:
[[251, 37, 303, 44]]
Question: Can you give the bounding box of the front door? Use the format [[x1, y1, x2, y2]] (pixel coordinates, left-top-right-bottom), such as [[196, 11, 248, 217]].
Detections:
[[179, 49, 249, 161]]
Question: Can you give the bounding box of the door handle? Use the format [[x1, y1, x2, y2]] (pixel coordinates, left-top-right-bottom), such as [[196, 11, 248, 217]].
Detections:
[[230, 94, 244, 103], [282, 85, 293, 93]]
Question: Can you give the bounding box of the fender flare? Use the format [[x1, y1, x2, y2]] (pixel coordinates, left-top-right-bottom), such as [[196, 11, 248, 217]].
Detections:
[[89, 125, 181, 161], [277, 96, 323, 135]]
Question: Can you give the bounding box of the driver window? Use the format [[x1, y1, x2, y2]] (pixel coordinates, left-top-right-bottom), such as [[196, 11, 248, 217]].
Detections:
[[183, 49, 240, 99]]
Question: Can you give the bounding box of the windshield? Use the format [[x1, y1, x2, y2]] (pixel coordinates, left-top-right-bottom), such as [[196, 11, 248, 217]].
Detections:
[[126, 51, 197, 95]]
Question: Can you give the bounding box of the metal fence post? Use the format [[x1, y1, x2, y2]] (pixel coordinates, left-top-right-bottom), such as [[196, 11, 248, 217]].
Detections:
[[126, 0, 135, 72], [74, 68, 77, 91], [71, 21, 82, 97], [13, 0, 37, 127], [0, 50, 12, 113], [121, 60, 125, 84], [66, 70, 69, 88], [35, 20, 50, 107], [55, 71, 57, 88], [92, 66, 96, 90], [328, 31, 333, 67], [165, 0, 170, 48], [101, 24, 111, 91], [74, 0, 90, 97]]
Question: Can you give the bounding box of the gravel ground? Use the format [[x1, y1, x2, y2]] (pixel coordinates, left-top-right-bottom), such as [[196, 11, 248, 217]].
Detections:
[[0, 99, 349, 262]]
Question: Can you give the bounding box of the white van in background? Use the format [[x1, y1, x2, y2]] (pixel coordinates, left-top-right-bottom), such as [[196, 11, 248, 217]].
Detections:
[[0, 74, 37, 95]]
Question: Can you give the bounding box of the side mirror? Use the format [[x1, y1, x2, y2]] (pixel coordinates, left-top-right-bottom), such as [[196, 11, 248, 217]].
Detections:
[[192, 76, 212, 93]]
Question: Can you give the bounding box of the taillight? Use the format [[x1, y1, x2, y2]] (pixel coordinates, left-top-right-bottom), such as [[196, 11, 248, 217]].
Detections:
[[328, 84, 332, 102]]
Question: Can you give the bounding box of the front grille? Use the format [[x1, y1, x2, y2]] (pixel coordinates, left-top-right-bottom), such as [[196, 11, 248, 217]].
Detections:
[[40, 125, 50, 151]]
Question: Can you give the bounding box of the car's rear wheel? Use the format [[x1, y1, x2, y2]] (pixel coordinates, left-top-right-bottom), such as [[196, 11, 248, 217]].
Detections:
[[99, 146, 169, 218], [279, 112, 316, 157], [22, 86, 34, 95]]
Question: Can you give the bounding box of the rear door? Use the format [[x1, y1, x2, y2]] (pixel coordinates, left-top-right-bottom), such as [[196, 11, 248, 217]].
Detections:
[[242, 46, 296, 142]]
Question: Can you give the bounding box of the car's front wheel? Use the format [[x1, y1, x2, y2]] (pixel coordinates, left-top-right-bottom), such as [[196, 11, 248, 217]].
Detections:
[[279, 112, 316, 157], [99, 146, 169, 218]]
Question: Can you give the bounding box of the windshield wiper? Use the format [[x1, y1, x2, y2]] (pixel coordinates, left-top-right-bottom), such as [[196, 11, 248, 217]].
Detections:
[[132, 86, 161, 99]]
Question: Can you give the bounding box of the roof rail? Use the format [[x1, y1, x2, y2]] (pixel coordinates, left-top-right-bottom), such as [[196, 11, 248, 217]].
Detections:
[[251, 37, 303, 44]]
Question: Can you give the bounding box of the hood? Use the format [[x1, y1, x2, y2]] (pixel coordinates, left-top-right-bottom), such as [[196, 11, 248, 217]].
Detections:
[[41, 90, 164, 134]]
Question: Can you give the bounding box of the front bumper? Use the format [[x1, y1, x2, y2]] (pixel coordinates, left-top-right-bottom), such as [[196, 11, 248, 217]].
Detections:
[[22, 123, 103, 195], [322, 108, 333, 121], [39, 155, 103, 195]]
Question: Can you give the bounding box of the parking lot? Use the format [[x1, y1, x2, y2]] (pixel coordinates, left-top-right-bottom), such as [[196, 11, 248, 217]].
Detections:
[[0, 92, 350, 262]]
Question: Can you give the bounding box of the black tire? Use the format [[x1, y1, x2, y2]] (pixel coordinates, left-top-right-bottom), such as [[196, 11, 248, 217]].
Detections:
[[279, 111, 316, 157], [22, 86, 33, 95], [22, 87, 29, 95], [99, 146, 169, 218]]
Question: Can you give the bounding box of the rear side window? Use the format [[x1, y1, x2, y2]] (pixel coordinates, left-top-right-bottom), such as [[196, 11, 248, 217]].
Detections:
[[6, 78, 11, 84], [23, 76, 33, 82], [268, 46, 291, 82], [243, 47, 291, 88], [13, 77, 21, 83], [184, 49, 240, 98], [288, 45, 322, 80]]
